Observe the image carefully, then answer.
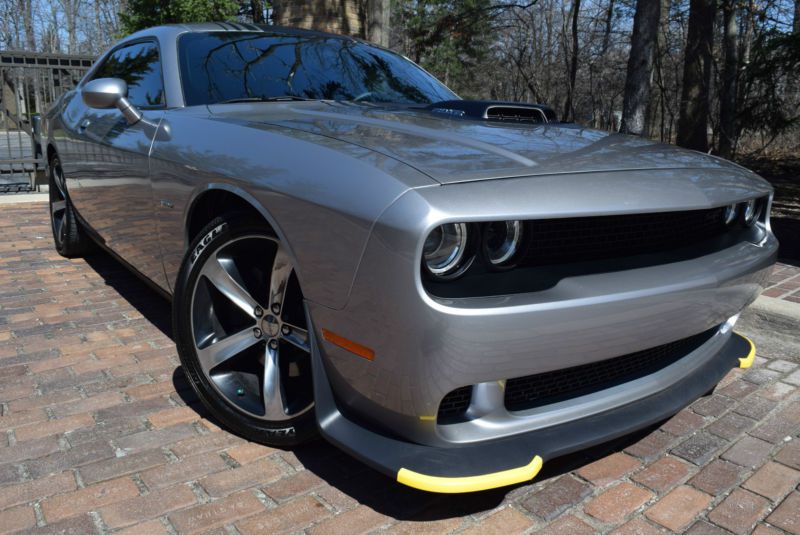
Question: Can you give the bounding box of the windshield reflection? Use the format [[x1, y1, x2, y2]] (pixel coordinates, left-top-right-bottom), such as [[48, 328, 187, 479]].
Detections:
[[179, 32, 458, 106]]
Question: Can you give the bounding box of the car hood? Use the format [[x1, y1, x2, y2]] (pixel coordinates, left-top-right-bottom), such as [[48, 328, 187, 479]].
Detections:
[[207, 101, 759, 185]]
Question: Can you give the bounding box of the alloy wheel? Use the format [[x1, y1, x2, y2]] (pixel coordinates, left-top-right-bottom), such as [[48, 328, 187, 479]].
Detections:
[[49, 162, 68, 246], [190, 235, 314, 421]]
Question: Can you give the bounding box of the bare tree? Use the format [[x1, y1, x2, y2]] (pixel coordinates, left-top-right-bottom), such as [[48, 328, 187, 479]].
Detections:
[[21, 0, 36, 50], [620, 0, 662, 135], [794, 0, 799, 33], [677, 0, 715, 151], [563, 0, 581, 121], [718, 0, 739, 158]]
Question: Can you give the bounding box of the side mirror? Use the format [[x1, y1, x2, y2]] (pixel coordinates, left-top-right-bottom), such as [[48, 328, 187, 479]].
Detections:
[[81, 78, 142, 125]]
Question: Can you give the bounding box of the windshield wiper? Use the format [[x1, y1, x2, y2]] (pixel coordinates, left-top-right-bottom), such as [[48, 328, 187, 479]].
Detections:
[[218, 96, 313, 104]]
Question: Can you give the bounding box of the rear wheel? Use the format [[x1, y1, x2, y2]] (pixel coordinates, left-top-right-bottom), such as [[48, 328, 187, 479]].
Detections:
[[48, 155, 92, 257], [173, 214, 317, 446]]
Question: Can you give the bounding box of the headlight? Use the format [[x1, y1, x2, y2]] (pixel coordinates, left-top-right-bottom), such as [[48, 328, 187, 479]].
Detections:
[[423, 223, 471, 277], [723, 204, 737, 226], [483, 220, 524, 267], [743, 199, 760, 226]]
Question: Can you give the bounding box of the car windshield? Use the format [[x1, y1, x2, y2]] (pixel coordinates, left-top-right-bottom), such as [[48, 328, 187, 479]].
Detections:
[[178, 31, 458, 106]]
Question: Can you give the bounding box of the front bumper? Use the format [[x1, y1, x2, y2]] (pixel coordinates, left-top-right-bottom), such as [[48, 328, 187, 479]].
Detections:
[[312, 330, 755, 493]]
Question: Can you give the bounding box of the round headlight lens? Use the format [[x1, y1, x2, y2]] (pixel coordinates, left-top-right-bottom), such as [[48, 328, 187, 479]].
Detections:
[[423, 223, 469, 276], [723, 204, 737, 226], [484, 220, 524, 266], [743, 199, 759, 226]]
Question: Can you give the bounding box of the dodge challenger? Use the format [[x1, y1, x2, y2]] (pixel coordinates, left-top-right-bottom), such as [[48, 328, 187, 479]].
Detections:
[[45, 22, 777, 493]]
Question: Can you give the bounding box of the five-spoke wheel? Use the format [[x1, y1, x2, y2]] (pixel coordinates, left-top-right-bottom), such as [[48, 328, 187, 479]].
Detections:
[[174, 215, 316, 445]]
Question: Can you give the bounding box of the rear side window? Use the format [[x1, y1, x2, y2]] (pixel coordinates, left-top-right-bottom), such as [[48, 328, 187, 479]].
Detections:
[[93, 41, 165, 109]]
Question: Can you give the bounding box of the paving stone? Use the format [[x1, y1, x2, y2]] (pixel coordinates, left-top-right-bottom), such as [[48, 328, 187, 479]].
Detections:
[[197, 457, 284, 497], [534, 514, 595, 535], [632, 456, 691, 492], [775, 439, 800, 470], [98, 484, 197, 529], [519, 475, 592, 520], [707, 412, 757, 440], [0, 504, 36, 533], [645, 485, 712, 532], [25, 437, 116, 478], [757, 381, 797, 401], [24, 513, 97, 535], [708, 488, 771, 535], [722, 435, 774, 467], [168, 490, 265, 534], [224, 442, 279, 465], [584, 482, 653, 524], [79, 449, 167, 485], [689, 459, 745, 495], [685, 520, 734, 535], [610, 517, 662, 535], [734, 396, 778, 420], [743, 368, 783, 385], [113, 422, 198, 455], [766, 491, 800, 534], [743, 461, 800, 502], [692, 395, 734, 417], [261, 470, 326, 502], [662, 409, 707, 437], [40, 476, 140, 523], [752, 524, 787, 535], [718, 380, 759, 400], [576, 452, 641, 487], [139, 451, 229, 489], [236, 495, 332, 534], [672, 432, 723, 466], [749, 403, 800, 444], [0, 471, 76, 509], [625, 430, 676, 462], [307, 505, 391, 535]]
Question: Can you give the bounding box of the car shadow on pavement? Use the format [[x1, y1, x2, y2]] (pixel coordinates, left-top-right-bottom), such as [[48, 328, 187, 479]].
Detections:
[[85, 246, 667, 521], [83, 248, 173, 339]]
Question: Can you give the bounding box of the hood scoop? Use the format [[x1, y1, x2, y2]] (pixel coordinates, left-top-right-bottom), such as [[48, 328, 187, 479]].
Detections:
[[426, 100, 558, 124]]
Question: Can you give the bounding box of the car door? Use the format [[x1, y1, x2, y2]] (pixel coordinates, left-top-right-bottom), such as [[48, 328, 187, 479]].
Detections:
[[67, 40, 169, 291]]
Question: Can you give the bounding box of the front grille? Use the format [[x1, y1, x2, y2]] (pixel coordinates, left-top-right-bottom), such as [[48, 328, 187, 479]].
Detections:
[[504, 327, 718, 412], [522, 207, 727, 267], [437, 386, 473, 423]]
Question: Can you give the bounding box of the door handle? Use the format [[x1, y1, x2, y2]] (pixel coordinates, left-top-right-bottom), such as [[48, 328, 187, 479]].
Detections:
[[78, 119, 91, 132]]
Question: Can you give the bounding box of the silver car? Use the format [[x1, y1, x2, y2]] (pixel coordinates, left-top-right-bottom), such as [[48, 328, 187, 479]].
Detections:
[[45, 23, 777, 493]]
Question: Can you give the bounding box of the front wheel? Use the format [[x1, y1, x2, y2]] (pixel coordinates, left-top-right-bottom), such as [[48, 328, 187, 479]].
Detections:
[[173, 214, 317, 446]]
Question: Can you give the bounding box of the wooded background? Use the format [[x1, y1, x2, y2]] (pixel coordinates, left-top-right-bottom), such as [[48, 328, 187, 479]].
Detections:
[[1, 0, 798, 159]]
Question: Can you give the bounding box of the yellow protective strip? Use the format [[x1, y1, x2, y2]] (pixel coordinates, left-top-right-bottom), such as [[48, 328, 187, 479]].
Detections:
[[738, 334, 756, 369], [396, 455, 543, 493]]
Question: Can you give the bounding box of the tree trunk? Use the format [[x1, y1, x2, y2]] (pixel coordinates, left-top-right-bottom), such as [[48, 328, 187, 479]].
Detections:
[[718, 0, 739, 158], [601, 0, 615, 54], [676, 0, 715, 152], [562, 0, 581, 122], [620, 0, 661, 135], [252, 1, 264, 23], [794, 0, 800, 33], [22, 0, 35, 50], [366, 0, 390, 46]]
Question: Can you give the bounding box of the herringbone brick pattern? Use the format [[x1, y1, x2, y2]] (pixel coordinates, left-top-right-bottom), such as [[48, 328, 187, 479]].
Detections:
[[1, 202, 799, 534]]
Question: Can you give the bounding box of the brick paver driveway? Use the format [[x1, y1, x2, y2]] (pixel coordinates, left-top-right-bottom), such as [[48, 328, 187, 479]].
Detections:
[[1, 201, 799, 535]]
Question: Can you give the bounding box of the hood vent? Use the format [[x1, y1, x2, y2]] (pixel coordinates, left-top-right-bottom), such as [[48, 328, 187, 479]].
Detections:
[[426, 100, 557, 124]]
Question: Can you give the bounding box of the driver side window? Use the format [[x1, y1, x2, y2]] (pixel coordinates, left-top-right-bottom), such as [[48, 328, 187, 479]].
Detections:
[[93, 41, 165, 109]]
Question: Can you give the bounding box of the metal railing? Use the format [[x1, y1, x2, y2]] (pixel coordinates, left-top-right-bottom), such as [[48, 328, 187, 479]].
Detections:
[[0, 50, 94, 190]]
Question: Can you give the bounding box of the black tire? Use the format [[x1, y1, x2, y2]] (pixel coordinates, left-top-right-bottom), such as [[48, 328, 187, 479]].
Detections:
[[173, 213, 317, 446], [49, 155, 92, 258]]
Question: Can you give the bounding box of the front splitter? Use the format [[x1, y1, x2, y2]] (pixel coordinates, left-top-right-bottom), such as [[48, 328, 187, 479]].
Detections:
[[311, 330, 754, 493]]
